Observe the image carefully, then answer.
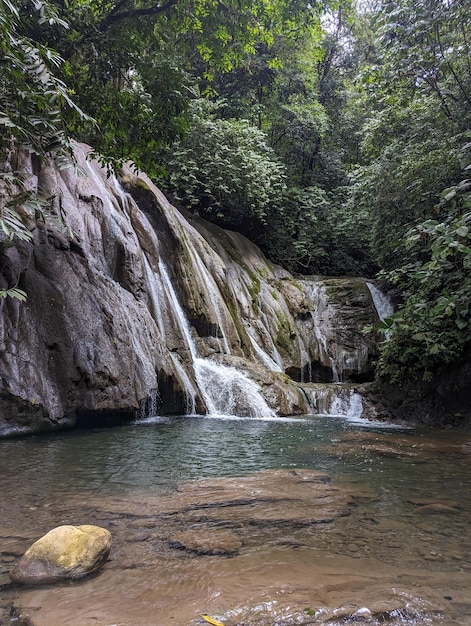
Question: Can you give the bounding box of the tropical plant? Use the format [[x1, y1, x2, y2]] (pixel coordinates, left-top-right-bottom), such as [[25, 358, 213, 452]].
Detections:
[[156, 100, 287, 237], [0, 0, 89, 299], [377, 156, 471, 384]]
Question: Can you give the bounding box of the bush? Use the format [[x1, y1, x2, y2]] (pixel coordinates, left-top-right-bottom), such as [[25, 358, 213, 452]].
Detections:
[[157, 100, 287, 239], [378, 172, 471, 384]]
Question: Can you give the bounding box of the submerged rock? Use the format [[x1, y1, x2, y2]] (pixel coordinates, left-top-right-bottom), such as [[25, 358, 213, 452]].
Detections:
[[414, 504, 461, 515], [10, 525, 111, 584], [171, 529, 242, 556]]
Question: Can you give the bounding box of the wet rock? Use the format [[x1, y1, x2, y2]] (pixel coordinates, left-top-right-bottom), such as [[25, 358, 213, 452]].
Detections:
[[0, 145, 389, 435], [171, 529, 242, 556], [10, 524, 111, 584]]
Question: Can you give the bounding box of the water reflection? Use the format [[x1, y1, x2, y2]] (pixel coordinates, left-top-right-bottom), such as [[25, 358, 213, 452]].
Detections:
[[1, 415, 471, 625]]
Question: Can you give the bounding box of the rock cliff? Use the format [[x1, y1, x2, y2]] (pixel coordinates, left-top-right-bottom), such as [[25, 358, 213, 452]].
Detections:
[[0, 144, 385, 436]]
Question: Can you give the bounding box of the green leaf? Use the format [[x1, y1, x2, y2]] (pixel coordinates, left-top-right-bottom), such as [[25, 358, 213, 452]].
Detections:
[[0, 287, 27, 302]]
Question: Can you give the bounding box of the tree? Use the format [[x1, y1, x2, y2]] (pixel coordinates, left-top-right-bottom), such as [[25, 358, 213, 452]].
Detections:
[[0, 0, 88, 299], [156, 99, 287, 238], [25, 0, 326, 176], [349, 0, 471, 270]]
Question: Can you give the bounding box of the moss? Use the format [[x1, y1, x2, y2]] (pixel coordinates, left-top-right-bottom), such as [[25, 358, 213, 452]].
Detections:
[[239, 264, 263, 314], [225, 297, 252, 355], [275, 311, 298, 360], [323, 277, 369, 306], [287, 278, 304, 292], [247, 276, 261, 314], [56, 531, 91, 569]]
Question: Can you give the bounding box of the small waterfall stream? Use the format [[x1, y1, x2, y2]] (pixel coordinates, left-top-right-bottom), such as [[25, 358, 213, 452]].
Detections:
[[299, 281, 341, 381], [159, 261, 277, 419], [367, 282, 394, 322], [305, 384, 364, 420]]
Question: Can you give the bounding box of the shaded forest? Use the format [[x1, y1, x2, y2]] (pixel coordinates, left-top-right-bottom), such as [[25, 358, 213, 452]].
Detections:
[[1, 0, 470, 387]]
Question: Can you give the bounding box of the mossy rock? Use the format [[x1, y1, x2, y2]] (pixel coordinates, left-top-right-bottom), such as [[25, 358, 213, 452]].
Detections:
[[10, 525, 111, 585]]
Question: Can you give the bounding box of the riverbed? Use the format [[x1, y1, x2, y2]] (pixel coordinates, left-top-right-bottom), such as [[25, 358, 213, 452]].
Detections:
[[1, 414, 471, 625]]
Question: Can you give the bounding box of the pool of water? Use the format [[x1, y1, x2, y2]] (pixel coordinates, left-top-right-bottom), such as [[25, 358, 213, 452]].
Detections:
[[1, 414, 471, 625]]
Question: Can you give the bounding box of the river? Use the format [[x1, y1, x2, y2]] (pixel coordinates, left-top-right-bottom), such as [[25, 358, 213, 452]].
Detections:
[[1, 414, 471, 625]]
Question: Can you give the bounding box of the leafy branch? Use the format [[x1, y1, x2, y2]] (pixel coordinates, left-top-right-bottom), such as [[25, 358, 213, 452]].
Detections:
[[0, 0, 92, 297]]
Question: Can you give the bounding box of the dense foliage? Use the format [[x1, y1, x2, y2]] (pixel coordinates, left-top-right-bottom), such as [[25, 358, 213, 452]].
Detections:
[[378, 159, 471, 384], [1, 0, 470, 384]]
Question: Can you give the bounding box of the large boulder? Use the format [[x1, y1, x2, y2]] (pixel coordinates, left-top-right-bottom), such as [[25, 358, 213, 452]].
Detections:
[[10, 525, 111, 584]]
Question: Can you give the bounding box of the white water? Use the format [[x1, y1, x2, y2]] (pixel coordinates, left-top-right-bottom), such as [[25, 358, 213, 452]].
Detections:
[[142, 256, 167, 337], [186, 246, 232, 354], [306, 385, 364, 420], [245, 325, 283, 373], [158, 261, 277, 418], [330, 390, 364, 419], [195, 358, 276, 418], [367, 282, 394, 322], [159, 261, 198, 361]]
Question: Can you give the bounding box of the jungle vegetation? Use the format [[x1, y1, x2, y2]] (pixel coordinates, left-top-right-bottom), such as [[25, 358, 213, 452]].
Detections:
[[1, 0, 470, 385]]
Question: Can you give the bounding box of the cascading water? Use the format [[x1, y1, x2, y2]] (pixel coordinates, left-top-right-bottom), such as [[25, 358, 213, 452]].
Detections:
[[300, 281, 340, 381], [107, 173, 373, 423], [330, 389, 364, 420], [305, 385, 364, 420], [186, 246, 232, 354], [107, 179, 372, 424], [299, 278, 375, 384], [82, 165, 378, 424], [194, 359, 277, 418], [367, 282, 394, 322], [245, 325, 283, 373], [159, 261, 277, 419]]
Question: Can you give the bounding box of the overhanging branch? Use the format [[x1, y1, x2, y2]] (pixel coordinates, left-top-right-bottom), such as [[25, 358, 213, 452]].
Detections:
[[99, 0, 179, 32]]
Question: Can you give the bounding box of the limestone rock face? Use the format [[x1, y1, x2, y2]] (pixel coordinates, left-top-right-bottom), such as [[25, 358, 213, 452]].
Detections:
[[0, 142, 386, 433], [10, 525, 111, 584]]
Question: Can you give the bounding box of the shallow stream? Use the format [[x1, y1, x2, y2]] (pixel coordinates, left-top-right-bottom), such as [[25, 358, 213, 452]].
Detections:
[[1, 414, 471, 625]]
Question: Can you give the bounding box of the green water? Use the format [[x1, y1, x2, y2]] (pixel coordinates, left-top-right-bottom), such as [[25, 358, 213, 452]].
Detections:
[[0, 414, 465, 496], [0, 416, 406, 497]]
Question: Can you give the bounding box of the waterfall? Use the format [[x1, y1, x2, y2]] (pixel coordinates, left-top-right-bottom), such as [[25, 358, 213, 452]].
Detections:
[[367, 282, 394, 340], [136, 389, 161, 420], [306, 385, 364, 420], [367, 282, 394, 322], [330, 390, 364, 420], [159, 262, 199, 361], [299, 279, 374, 383], [186, 247, 232, 354], [194, 359, 275, 418], [159, 261, 277, 419], [142, 256, 167, 338], [169, 354, 198, 415], [300, 281, 340, 381], [245, 325, 283, 372]]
